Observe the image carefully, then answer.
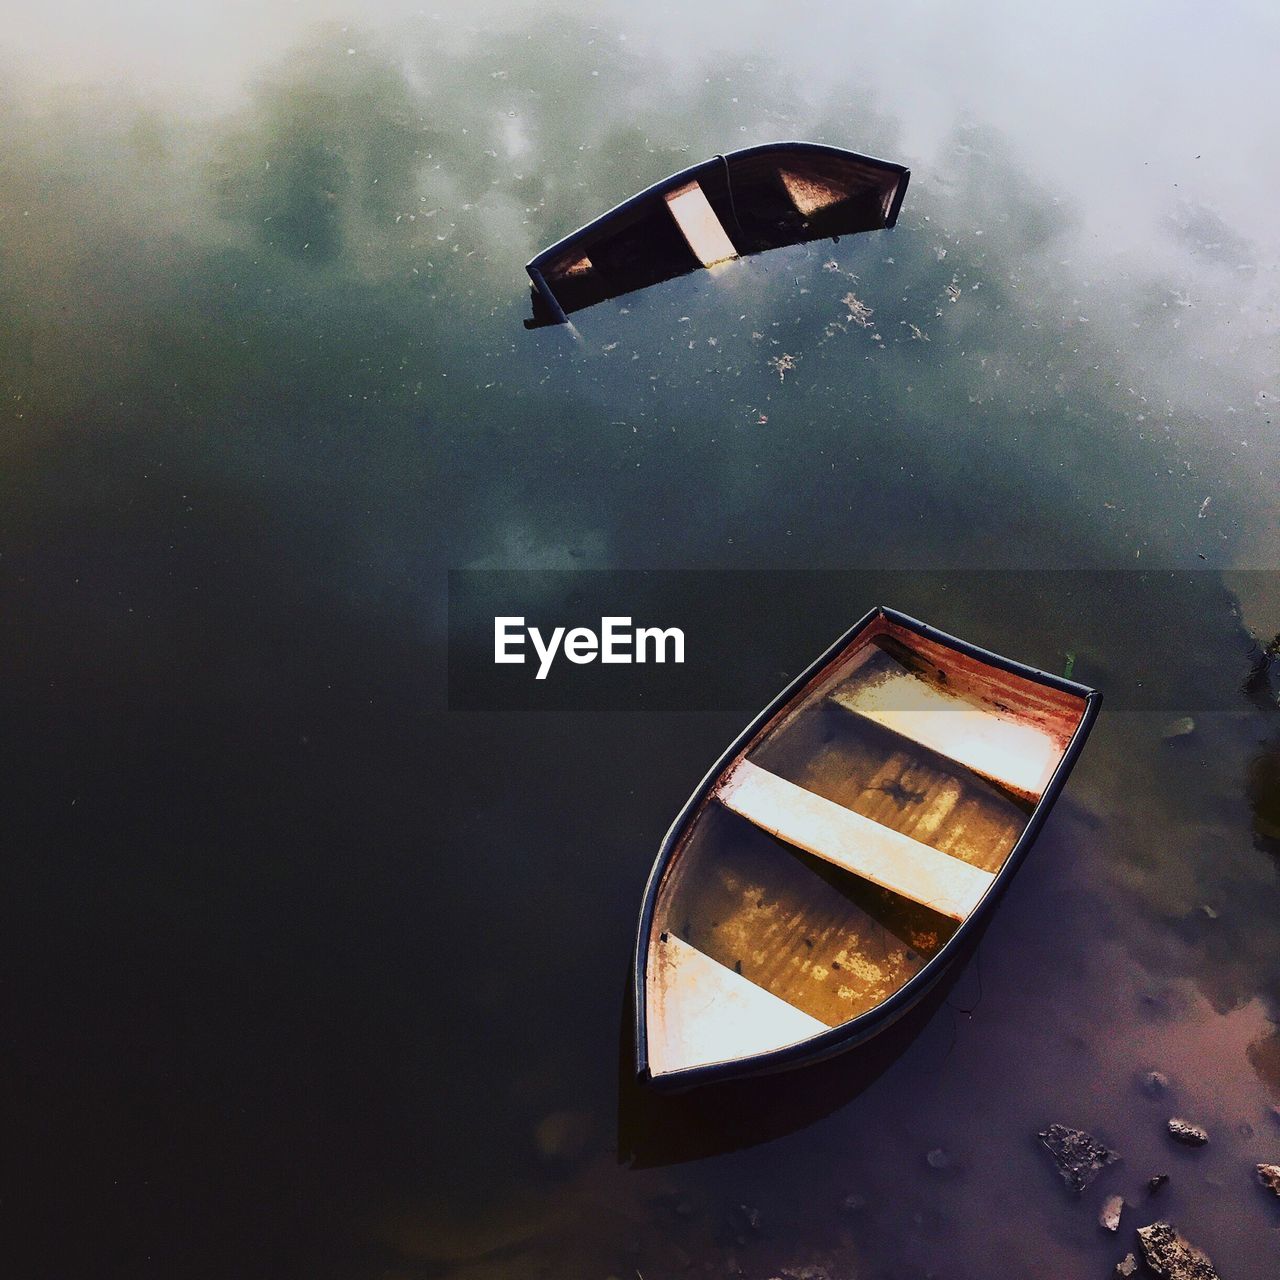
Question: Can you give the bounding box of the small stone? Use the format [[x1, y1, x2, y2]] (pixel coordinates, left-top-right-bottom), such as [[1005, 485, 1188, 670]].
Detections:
[[1163, 716, 1196, 740], [1099, 1193, 1124, 1231], [734, 1203, 762, 1233], [1136, 1221, 1220, 1279], [1258, 1163, 1280, 1197], [1149, 1173, 1171, 1193], [1167, 1117, 1209, 1146], [1114, 1255, 1139, 1279], [1142, 1070, 1171, 1097], [1037, 1124, 1120, 1193]]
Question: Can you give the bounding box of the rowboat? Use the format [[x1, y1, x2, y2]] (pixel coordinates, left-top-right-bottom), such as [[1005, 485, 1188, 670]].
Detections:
[[633, 607, 1100, 1089], [525, 141, 909, 327]]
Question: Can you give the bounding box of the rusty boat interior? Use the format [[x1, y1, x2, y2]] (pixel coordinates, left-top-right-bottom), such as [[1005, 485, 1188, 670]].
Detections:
[[636, 608, 1097, 1088]]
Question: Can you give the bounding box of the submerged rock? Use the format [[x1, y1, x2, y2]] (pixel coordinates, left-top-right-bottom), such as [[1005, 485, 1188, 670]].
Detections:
[[1245, 634, 1280, 708], [1258, 1163, 1280, 1197], [1099, 1194, 1124, 1232], [1149, 1173, 1171, 1193], [1136, 1222, 1220, 1280], [1141, 1070, 1171, 1097], [1167, 1118, 1209, 1146], [1114, 1254, 1139, 1278], [533, 1109, 594, 1167], [1037, 1124, 1120, 1193], [722, 1200, 764, 1247]]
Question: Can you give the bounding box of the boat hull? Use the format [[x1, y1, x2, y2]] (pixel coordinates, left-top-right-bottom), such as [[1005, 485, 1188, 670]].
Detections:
[[525, 141, 910, 327], [633, 606, 1101, 1091]]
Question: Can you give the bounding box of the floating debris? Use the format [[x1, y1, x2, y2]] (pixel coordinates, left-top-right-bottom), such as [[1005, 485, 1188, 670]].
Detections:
[[1162, 716, 1196, 740], [1099, 1193, 1125, 1232], [1037, 1124, 1120, 1193], [1167, 1118, 1209, 1147], [1136, 1221, 1221, 1280], [769, 353, 799, 382], [1197, 496, 1212, 519], [925, 1146, 955, 1172], [1257, 1163, 1280, 1197], [841, 292, 874, 328]]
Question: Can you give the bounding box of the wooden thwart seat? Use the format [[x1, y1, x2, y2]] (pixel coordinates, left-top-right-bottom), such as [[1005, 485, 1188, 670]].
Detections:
[[648, 932, 827, 1077], [715, 759, 995, 922], [663, 181, 739, 267], [828, 666, 1060, 802]]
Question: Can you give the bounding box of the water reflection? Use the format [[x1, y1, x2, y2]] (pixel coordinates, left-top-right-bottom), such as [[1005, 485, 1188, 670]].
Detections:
[[1249, 744, 1280, 855], [619, 910, 991, 1168], [2, 11, 1279, 1280]]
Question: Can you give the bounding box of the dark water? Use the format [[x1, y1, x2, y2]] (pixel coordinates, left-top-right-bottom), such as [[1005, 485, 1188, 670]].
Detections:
[[3, 7, 1279, 1277]]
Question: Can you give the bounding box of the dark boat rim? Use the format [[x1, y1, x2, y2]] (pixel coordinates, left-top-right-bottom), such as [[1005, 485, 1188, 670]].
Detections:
[[525, 139, 911, 277], [631, 605, 1102, 1091]]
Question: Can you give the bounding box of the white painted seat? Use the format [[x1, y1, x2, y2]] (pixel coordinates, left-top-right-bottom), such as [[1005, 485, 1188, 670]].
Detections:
[[663, 181, 738, 267], [646, 932, 826, 1077], [829, 666, 1060, 801], [715, 759, 995, 922]]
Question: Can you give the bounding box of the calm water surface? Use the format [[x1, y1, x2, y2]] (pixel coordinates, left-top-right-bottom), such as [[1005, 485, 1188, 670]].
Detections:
[[3, 4, 1279, 1276]]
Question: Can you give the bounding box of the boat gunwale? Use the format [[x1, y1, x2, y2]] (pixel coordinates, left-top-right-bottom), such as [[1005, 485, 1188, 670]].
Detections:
[[525, 139, 910, 283], [632, 605, 1102, 1091]]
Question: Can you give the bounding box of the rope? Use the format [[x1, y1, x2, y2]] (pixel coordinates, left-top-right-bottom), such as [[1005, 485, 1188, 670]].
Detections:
[[715, 153, 746, 243]]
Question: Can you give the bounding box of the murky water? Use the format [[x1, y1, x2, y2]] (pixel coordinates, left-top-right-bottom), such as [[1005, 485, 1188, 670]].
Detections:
[[3, 5, 1279, 1277]]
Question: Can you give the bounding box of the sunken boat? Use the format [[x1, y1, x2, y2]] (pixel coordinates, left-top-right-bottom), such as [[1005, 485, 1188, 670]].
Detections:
[[525, 141, 909, 327], [634, 607, 1100, 1089]]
